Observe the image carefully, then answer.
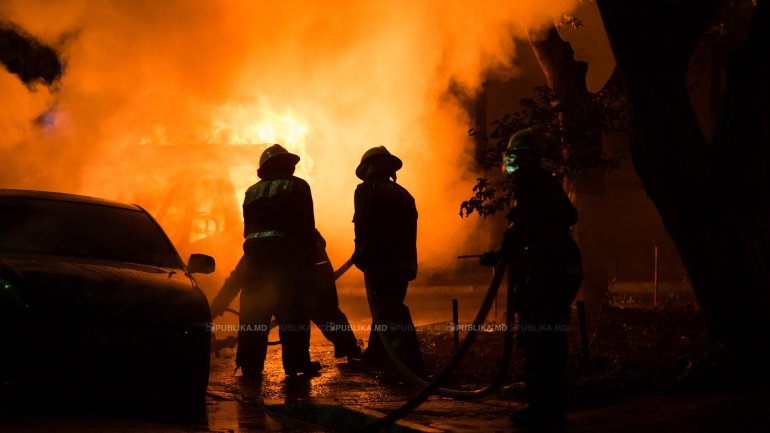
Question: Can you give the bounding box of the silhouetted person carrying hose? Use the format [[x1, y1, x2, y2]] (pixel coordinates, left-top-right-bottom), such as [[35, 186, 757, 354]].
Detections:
[[305, 229, 362, 361], [209, 144, 321, 379], [481, 128, 582, 427], [352, 146, 425, 379], [211, 228, 362, 365]]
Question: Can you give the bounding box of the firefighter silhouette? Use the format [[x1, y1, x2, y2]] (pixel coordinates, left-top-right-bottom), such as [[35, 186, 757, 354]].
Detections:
[[352, 146, 425, 378], [482, 128, 582, 426], [210, 144, 321, 378], [306, 230, 362, 361]]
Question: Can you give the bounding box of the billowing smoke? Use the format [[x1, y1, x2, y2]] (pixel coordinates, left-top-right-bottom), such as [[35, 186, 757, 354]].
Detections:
[[0, 0, 578, 290]]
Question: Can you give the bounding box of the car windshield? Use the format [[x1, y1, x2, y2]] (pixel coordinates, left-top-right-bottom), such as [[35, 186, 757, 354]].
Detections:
[[0, 197, 184, 269]]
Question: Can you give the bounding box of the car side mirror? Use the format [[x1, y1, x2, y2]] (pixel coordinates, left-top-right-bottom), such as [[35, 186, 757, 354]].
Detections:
[[188, 254, 215, 274]]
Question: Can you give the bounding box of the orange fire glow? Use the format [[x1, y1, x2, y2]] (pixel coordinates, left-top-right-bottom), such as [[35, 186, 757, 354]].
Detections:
[[0, 0, 580, 293]]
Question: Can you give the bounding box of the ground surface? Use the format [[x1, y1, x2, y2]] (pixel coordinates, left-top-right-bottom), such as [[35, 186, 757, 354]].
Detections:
[[1, 288, 769, 432]]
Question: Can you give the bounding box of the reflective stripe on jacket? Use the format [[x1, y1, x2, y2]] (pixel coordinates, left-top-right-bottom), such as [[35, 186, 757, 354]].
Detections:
[[242, 175, 315, 254]]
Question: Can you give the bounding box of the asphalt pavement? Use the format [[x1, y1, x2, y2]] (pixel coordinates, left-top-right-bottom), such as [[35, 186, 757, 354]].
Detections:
[[2, 286, 769, 433], [3, 341, 768, 433]]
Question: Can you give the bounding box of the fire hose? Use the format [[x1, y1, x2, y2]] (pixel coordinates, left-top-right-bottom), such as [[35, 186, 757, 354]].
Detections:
[[219, 257, 356, 346], [220, 257, 515, 394], [217, 254, 516, 431], [350, 257, 510, 433]]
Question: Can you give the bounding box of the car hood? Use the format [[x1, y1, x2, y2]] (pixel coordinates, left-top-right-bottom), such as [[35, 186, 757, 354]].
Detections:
[[0, 254, 210, 326]]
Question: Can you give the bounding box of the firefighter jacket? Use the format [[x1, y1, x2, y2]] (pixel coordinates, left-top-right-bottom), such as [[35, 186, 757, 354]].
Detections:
[[502, 166, 582, 309], [242, 175, 316, 258], [505, 167, 577, 243], [352, 177, 417, 278]]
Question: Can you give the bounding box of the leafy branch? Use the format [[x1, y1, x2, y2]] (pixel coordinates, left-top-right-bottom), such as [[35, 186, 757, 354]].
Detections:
[[461, 84, 627, 218]]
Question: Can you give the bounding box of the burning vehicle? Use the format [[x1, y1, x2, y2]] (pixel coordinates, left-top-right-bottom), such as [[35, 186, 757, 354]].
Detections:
[[0, 189, 215, 407]]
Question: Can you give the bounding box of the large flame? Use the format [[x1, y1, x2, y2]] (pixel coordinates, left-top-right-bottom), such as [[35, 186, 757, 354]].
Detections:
[[131, 100, 313, 249], [207, 101, 311, 162], [206, 100, 313, 189], [0, 0, 580, 291]]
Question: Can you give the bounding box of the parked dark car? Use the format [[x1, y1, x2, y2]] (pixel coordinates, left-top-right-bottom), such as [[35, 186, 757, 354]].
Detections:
[[0, 189, 215, 408]]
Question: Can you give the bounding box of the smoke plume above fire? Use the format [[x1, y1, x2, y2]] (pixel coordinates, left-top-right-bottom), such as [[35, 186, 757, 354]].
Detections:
[[1, 0, 577, 283]]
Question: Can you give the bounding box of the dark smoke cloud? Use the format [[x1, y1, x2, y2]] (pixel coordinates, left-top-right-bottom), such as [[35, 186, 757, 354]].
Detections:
[[0, 21, 62, 86]]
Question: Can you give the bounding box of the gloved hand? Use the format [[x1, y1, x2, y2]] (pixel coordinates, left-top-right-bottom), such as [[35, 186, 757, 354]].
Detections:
[[479, 251, 499, 267], [351, 248, 368, 271], [314, 229, 327, 249], [210, 299, 227, 319]]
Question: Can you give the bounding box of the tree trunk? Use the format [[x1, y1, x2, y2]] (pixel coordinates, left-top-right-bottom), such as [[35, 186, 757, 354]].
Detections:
[[527, 27, 608, 318], [596, 0, 770, 370]]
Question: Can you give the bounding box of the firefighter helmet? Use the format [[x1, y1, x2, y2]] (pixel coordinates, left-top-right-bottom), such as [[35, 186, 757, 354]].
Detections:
[[257, 144, 300, 178], [506, 127, 538, 154], [503, 128, 543, 175], [356, 146, 403, 180]]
